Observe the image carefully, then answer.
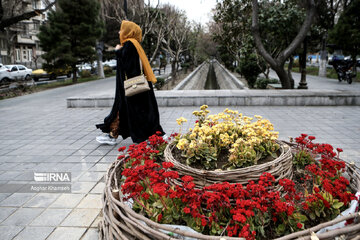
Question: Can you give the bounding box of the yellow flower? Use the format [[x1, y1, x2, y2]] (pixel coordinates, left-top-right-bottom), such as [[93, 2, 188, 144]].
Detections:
[[200, 105, 208, 111], [176, 138, 189, 150], [176, 117, 188, 125]]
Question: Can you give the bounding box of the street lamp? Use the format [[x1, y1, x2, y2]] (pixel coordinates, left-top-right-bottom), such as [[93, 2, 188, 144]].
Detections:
[[124, 0, 128, 19], [298, 32, 310, 89]]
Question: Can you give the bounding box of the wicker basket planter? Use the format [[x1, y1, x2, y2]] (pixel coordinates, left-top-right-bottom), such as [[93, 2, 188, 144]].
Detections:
[[164, 140, 293, 189], [99, 157, 360, 240]]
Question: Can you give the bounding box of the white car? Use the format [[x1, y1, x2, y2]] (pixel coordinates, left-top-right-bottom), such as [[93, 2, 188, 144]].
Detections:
[[103, 59, 117, 70], [0, 63, 9, 83], [2, 65, 32, 82]]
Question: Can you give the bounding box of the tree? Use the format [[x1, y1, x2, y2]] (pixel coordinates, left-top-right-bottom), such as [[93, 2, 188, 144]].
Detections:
[[252, 0, 317, 89], [212, 0, 252, 64], [315, 0, 352, 76], [161, 5, 191, 78], [329, 0, 360, 67], [0, 0, 56, 30], [38, 0, 103, 83]]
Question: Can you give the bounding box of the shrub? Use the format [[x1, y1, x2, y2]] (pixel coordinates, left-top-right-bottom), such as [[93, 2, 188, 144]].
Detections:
[[103, 65, 113, 75], [79, 70, 91, 78], [255, 77, 279, 89], [154, 77, 165, 90], [237, 54, 263, 88]]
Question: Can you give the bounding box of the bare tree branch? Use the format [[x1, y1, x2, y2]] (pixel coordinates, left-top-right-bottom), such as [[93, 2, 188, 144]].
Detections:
[[0, 0, 56, 30]]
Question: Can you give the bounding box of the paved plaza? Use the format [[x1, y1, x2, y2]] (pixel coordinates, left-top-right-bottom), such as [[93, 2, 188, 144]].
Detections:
[[0, 77, 359, 239]]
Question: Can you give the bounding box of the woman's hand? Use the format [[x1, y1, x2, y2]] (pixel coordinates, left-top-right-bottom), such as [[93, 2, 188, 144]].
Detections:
[[115, 44, 122, 50]]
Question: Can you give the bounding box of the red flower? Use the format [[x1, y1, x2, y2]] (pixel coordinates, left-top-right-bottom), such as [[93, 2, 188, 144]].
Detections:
[[181, 175, 194, 182], [183, 207, 190, 214], [336, 148, 343, 153], [162, 162, 174, 169], [201, 218, 207, 226], [141, 192, 150, 200], [314, 187, 320, 193], [157, 213, 163, 222], [308, 136, 316, 140], [297, 223, 303, 229], [118, 146, 126, 152], [117, 155, 125, 160]]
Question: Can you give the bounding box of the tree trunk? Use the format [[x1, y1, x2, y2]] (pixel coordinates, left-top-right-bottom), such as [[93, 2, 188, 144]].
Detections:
[[251, 0, 316, 89], [171, 61, 176, 78], [274, 65, 292, 89], [72, 66, 77, 83], [97, 59, 105, 79], [318, 35, 327, 77], [287, 56, 295, 89], [96, 42, 105, 79]]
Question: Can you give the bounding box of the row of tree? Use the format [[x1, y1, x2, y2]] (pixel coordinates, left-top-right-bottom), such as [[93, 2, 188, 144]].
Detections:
[[1, 0, 358, 88], [39, 0, 215, 83], [211, 0, 360, 88]]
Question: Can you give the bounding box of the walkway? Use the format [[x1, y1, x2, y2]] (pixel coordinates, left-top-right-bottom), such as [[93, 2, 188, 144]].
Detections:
[[0, 78, 359, 239]]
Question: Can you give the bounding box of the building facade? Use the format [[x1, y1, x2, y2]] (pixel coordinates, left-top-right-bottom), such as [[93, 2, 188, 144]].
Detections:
[[0, 0, 48, 69]]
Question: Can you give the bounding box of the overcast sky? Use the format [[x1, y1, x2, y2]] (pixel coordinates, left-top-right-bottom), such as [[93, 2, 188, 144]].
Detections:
[[156, 0, 218, 25]]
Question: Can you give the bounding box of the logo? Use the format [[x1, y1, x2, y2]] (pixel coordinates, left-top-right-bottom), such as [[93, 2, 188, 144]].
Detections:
[[34, 172, 71, 182]]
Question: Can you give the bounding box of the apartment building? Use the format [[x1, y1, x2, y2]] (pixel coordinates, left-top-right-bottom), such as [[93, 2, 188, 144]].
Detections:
[[0, 0, 48, 69]]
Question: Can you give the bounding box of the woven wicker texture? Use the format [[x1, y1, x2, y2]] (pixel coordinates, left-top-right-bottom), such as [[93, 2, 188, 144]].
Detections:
[[99, 152, 360, 240]]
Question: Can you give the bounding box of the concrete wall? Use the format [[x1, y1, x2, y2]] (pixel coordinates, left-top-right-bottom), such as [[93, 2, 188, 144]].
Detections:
[[212, 60, 245, 89], [173, 60, 245, 90], [173, 62, 209, 90], [67, 90, 360, 108]]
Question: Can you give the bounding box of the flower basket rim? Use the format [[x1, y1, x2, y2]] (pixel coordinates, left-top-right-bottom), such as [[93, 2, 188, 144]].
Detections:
[[165, 139, 291, 175], [99, 157, 360, 240]]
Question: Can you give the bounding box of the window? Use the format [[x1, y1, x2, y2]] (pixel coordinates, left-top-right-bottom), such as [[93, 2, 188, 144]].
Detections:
[[33, 20, 40, 31], [23, 50, 28, 62], [11, 66, 18, 72], [15, 49, 21, 62], [28, 49, 33, 61], [0, 39, 6, 49], [18, 65, 26, 71], [32, 0, 38, 9]]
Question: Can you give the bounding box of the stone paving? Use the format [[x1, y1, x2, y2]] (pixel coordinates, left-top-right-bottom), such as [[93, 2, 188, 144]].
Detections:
[[0, 77, 360, 239]]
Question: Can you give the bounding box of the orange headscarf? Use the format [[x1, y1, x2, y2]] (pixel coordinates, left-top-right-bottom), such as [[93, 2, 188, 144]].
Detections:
[[120, 20, 156, 84]]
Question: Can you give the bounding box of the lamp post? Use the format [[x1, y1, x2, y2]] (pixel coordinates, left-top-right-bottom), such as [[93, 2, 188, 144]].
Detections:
[[298, 33, 310, 89], [124, 0, 128, 19]]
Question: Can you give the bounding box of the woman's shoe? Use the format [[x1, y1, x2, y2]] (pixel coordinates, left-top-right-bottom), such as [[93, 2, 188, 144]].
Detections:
[[96, 134, 117, 145]]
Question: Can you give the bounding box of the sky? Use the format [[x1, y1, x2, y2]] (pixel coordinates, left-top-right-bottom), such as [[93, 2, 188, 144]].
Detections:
[[157, 0, 218, 25]]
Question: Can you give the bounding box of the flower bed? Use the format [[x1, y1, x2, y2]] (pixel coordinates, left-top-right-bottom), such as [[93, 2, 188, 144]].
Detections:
[[164, 140, 292, 189], [164, 106, 293, 189], [99, 133, 360, 240]]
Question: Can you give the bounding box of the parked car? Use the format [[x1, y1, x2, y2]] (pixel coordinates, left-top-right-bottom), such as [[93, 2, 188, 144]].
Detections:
[[32, 66, 72, 81], [103, 59, 117, 70], [0, 63, 9, 83], [77, 63, 95, 74], [0, 65, 32, 82]]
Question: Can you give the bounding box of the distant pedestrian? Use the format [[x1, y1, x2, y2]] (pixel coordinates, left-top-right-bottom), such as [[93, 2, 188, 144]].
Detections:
[[96, 20, 165, 145]]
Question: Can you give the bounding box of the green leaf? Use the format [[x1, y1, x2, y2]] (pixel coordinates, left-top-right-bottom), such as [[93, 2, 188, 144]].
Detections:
[[276, 224, 286, 235], [332, 201, 344, 209], [153, 201, 163, 209]]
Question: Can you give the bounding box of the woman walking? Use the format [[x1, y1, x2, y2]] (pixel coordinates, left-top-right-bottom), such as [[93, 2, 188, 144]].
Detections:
[[96, 20, 165, 145]]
